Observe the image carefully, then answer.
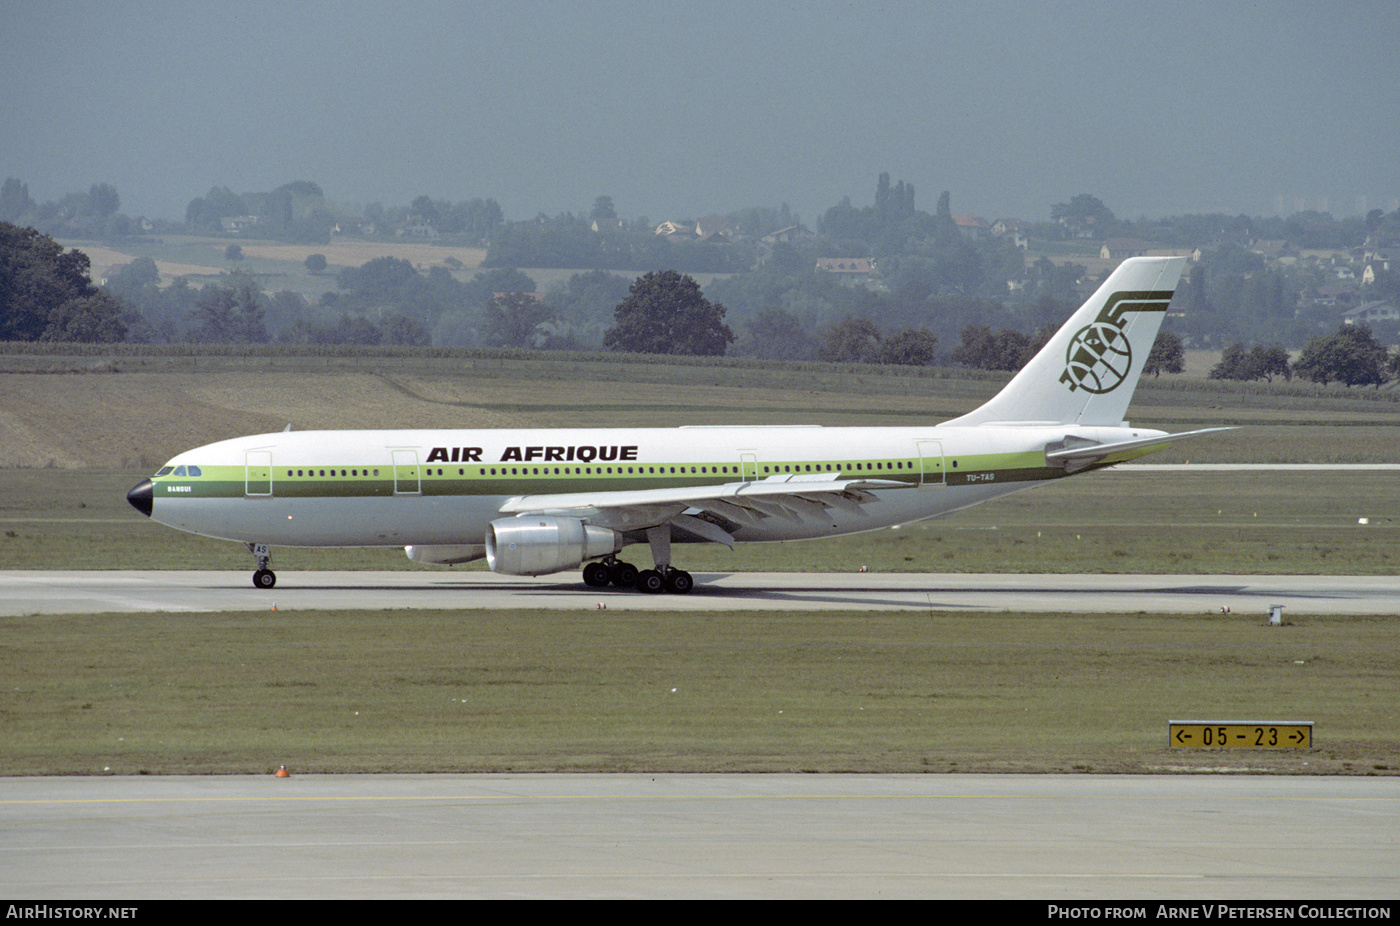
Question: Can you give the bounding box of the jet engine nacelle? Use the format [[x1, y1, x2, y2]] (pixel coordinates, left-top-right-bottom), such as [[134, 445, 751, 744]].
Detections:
[[486, 516, 622, 577]]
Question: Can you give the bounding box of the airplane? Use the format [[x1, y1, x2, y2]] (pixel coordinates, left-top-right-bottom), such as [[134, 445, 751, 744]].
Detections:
[[126, 256, 1226, 593]]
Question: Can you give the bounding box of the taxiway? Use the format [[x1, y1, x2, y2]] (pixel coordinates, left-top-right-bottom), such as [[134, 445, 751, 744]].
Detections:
[[3, 570, 1398, 615], [2, 773, 1396, 899]]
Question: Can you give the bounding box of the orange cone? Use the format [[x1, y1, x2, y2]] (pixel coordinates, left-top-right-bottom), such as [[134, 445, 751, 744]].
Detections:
[[275, 765, 289, 777]]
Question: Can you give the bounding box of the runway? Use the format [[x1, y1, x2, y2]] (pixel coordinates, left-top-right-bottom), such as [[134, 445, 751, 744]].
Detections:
[[3, 569, 1399, 615], [3, 773, 1396, 899]]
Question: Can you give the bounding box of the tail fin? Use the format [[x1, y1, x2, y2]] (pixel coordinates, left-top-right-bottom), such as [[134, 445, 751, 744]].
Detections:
[[944, 256, 1187, 427]]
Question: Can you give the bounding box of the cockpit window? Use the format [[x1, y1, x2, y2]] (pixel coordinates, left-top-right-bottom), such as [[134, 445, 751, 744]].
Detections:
[[174, 466, 186, 476], [156, 467, 174, 476], [187, 465, 202, 476]]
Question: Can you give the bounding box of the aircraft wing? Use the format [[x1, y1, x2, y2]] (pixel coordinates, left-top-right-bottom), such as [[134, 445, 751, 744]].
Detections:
[[497, 474, 912, 546], [1045, 427, 1235, 473]]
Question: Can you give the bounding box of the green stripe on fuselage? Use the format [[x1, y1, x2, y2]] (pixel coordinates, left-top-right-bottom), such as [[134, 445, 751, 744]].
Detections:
[[149, 448, 1086, 501]]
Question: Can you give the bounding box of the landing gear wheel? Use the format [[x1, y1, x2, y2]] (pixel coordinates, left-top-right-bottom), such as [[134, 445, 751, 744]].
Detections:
[[582, 562, 612, 587], [253, 568, 277, 589], [664, 569, 693, 594], [636, 569, 666, 594], [609, 561, 639, 588]]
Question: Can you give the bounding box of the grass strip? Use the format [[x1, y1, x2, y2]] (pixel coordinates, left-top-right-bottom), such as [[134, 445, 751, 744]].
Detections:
[[4, 607, 1395, 776]]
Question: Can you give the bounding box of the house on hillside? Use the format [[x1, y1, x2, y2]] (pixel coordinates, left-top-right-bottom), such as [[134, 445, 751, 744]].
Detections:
[[221, 215, 260, 234], [1100, 238, 1151, 260], [654, 220, 696, 241], [1361, 248, 1396, 285], [1249, 239, 1296, 261], [762, 225, 802, 245], [1342, 300, 1399, 327], [694, 217, 735, 242], [400, 220, 439, 239], [815, 257, 875, 284], [952, 215, 989, 240], [591, 217, 626, 233], [1304, 284, 1358, 309], [991, 218, 1030, 250]]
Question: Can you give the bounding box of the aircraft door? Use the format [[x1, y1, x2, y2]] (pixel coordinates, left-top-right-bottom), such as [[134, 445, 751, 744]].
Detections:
[[739, 453, 758, 481], [245, 451, 273, 497], [916, 440, 945, 487], [392, 449, 421, 495]]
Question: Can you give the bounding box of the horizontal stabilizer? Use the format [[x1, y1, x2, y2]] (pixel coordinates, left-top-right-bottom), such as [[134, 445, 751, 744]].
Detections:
[[1045, 427, 1235, 472]]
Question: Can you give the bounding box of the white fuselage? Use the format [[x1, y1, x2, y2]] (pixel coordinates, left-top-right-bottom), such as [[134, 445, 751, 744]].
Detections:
[[147, 422, 1162, 549]]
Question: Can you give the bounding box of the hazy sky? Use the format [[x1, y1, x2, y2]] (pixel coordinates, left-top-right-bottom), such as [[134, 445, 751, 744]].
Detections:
[[4, 0, 1398, 226]]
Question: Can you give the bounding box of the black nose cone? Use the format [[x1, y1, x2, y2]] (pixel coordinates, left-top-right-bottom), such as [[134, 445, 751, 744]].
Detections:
[[126, 478, 153, 517]]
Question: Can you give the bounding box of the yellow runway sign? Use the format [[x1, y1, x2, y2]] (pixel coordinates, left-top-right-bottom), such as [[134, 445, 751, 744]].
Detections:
[[1169, 721, 1313, 748]]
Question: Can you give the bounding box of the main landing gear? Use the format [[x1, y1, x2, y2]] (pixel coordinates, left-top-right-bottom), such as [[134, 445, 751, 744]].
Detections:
[[582, 556, 693, 594], [247, 542, 276, 589]]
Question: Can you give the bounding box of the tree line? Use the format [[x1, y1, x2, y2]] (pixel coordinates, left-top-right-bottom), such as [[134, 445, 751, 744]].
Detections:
[[7, 218, 1399, 389], [1210, 326, 1400, 388], [6, 162, 1400, 376], [11, 169, 1398, 352]]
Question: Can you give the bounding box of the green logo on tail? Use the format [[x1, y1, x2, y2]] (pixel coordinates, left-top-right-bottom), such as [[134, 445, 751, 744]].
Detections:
[[1060, 290, 1174, 394]]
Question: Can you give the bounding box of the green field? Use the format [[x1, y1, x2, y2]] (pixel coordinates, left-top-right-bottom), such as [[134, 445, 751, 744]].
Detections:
[[65, 235, 492, 303], [4, 607, 1395, 776], [2, 345, 1398, 776]]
